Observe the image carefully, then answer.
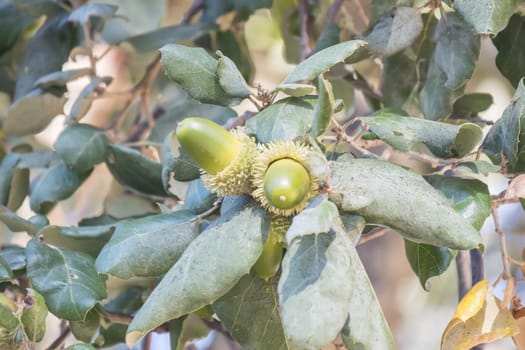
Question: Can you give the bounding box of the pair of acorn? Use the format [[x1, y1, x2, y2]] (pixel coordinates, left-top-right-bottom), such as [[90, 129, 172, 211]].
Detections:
[[176, 117, 319, 218], [177, 117, 320, 279]]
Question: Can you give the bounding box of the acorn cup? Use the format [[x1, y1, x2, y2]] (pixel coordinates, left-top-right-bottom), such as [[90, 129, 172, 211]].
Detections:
[[176, 117, 257, 196], [251, 140, 320, 217]]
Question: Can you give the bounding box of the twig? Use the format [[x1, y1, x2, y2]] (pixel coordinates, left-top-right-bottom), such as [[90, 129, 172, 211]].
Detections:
[[343, 73, 383, 101], [223, 111, 256, 130], [358, 227, 389, 245], [298, 0, 313, 60], [491, 204, 511, 279], [45, 325, 71, 350], [182, 0, 205, 24], [470, 249, 484, 286], [324, 0, 344, 28], [456, 250, 472, 301], [111, 53, 162, 140]]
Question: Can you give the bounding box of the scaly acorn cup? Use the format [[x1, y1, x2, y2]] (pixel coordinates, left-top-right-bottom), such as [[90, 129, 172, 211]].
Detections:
[[176, 117, 257, 196], [252, 140, 319, 217], [252, 215, 290, 280]]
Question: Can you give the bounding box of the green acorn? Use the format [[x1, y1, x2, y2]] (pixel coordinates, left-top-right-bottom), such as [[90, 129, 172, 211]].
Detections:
[[252, 141, 319, 217], [176, 117, 257, 196], [252, 215, 290, 280]]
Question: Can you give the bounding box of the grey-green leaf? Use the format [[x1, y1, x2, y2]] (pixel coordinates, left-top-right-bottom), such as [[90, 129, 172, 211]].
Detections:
[[279, 229, 352, 350], [246, 96, 317, 143], [453, 0, 515, 35], [286, 196, 341, 243], [311, 76, 334, 137], [493, 14, 525, 88], [328, 159, 482, 250], [433, 13, 480, 90], [21, 289, 48, 342], [4, 90, 67, 136], [25, 239, 107, 321], [30, 162, 91, 214], [0, 205, 39, 234], [283, 40, 369, 84], [426, 175, 491, 231], [96, 210, 199, 279], [68, 3, 118, 25], [366, 7, 423, 56], [482, 79, 525, 171], [34, 68, 93, 89], [341, 235, 395, 350], [183, 179, 217, 215], [404, 241, 453, 290], [216, 50, 251, 99], [125, 205, 269, 346], [119, 23, 211, 52], [273, 83, 316, 97], [0, 255, 13, 282], [419, 56, 453, 121], [160, 44, 241, 106], [214, 274, 288, 350], [106, 145, 167, 197], [54, 124, 109, 173], [0, 246, 26, 271], [452, 93, 493, 117], [360, 115, 483, 158]]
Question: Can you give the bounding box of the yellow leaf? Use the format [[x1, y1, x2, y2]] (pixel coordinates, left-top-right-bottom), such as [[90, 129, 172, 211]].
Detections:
[[441, 279, 519, 350], [453, 280, 488, 321]]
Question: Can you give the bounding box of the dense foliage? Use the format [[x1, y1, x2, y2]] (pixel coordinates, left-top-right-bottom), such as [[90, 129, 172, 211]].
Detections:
[[1, 0, 525, 349]]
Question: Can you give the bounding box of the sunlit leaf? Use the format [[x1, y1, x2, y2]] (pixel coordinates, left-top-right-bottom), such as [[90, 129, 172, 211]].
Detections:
[[279, 230, 352, 349], [361, 115, 483, 158], [283, 40, 369, 84], [246, 96, 317, 143], [160, 44, 241, 106], [125, 205, 269, 346], [96, 210, 199, 279], [454, 0, 515, 35], [329, 159, 482, 250], [216, 50, 251, 99]]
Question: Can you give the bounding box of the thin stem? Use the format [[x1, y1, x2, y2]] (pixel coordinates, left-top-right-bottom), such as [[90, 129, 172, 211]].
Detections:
[[456, 250, 472, 301], [491, 204, 511, 279]]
